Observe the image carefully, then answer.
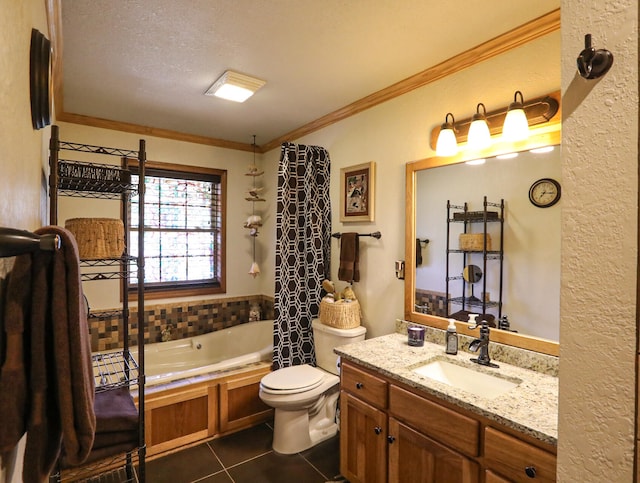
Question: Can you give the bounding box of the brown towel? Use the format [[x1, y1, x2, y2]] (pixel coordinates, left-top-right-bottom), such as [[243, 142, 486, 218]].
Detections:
[[416, 238, 423, 267], [337, 233, 360, 282], [60, 387, 138, 469], [0, 254, 31, 456], [21, 226, 95, 482], [94, 387, 139, 433]]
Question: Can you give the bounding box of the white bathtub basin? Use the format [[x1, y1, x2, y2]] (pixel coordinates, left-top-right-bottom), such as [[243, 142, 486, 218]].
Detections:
[[412, 359, 521, 399]]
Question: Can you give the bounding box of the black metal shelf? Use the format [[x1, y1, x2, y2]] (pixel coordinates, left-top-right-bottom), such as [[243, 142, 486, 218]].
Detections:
[[56, 160, 137, 199], [89, 309, 124, 320], [92, 350, 139, 393], [449, 296, 501, 309], [445, 196, 505, 319], [53, 449, 141, 482], [49, 125, 147, 482]]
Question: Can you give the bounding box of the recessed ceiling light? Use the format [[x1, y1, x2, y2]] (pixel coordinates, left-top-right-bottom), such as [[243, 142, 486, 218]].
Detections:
[[465, 159, 486, 166], [204, 70, 266, 103]]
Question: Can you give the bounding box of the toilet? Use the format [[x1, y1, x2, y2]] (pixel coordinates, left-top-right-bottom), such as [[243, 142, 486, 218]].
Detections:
[[259, 319, 366, 454]]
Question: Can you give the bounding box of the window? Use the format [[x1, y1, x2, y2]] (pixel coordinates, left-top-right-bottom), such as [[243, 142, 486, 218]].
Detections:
[[128, 160, 226, 298]]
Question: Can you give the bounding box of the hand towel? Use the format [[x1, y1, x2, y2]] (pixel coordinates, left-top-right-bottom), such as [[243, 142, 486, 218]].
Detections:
[[337, 233, 360, 282], [416, 238, 423, 266]]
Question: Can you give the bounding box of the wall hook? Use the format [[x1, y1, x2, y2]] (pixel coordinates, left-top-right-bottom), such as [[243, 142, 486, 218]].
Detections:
[[577, 34, 614, 79]]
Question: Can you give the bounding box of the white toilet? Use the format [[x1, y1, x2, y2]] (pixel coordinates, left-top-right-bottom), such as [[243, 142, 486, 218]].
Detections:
[[259, 319, 366, 454]]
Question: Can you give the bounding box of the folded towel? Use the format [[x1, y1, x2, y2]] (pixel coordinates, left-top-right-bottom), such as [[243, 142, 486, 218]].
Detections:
[[337, 233, 359, 282], [93, 430, 138, 450], [60, 441, 138, 469], [416, 238, 423, 267], [94, 387, 139, 433]]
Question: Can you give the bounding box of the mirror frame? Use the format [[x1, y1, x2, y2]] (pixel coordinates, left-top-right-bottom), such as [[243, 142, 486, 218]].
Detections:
[[405, 110, 561, 356]]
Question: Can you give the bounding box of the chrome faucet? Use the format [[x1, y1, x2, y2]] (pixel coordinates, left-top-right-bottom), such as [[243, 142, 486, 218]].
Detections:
[[468, 319, 499, 368]]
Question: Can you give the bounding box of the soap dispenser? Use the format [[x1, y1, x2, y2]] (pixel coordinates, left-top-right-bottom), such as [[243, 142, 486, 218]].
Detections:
[[445, 319, 458, 355]]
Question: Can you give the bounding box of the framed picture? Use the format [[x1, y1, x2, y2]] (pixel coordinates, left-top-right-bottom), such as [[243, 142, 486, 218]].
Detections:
[[340, 161, 375, 222]]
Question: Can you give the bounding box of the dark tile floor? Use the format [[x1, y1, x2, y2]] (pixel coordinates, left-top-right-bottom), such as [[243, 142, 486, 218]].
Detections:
[[141, 423, 344, 483]]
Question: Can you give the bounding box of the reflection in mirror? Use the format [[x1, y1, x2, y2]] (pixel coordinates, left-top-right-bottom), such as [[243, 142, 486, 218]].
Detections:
[[405, 128, 561, 356], [462, 265, 483, 284]]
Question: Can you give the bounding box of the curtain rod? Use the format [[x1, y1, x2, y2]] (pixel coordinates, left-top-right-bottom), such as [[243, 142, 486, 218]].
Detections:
[[331, 231, 382, 239], [0, 227, 61, 258]]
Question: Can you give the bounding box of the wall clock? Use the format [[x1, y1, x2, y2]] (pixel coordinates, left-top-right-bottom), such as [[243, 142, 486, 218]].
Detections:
[[529, 178, 561, 208], [29, 28, 52, 130]]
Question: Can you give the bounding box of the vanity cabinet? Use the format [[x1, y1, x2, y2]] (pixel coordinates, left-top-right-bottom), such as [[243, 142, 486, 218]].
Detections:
[[340, 360, 556, 483]]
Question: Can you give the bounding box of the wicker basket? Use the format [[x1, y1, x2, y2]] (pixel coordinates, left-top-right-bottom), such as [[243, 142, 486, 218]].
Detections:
[[459, 233, 492, 251], [65, 218, 125, 259], [319, 299, 361, 329]]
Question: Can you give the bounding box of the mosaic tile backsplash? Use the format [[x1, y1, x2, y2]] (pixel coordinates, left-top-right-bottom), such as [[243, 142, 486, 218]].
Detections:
[[415, 289, 448, 317], [89, 295, 275, 352]]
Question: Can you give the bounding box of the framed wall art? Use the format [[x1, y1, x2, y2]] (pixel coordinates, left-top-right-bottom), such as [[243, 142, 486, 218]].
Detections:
[[340, 161, 375, 222]]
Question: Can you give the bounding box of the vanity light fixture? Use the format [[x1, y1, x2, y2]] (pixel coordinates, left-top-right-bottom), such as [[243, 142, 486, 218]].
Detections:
[[428, 91, 560, 152], [502, 91, 530, 142], [205, 70, 266, 103], [467, 103, 491, 150], [435, 113, 458, 156]]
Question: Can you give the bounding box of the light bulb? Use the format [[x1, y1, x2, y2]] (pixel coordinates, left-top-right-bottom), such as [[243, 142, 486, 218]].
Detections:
[[435, 113, 458, 156], [467, 103, 491, 150], [502, 91, 530, 142]]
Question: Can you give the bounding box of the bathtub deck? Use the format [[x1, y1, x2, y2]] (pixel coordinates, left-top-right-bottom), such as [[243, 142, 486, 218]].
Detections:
[[142, 422, 343, 483]]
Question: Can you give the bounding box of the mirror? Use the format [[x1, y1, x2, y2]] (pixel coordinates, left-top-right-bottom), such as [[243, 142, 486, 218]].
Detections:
[[405, 125, 561, 356], [462, 265, 483, 284]]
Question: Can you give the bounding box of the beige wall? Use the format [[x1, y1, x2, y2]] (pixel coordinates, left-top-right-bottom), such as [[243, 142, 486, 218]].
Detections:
[[558, 0, 638, 481], [0, 0, 50, 231], [0, 0, 51, 480]]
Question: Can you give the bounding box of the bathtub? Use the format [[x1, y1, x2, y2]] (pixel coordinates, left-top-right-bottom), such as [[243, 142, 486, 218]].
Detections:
[[131, 319, 273, 387]]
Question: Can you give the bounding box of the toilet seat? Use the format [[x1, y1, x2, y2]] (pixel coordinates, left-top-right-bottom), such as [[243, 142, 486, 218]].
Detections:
[[260, 364, 326, 395]]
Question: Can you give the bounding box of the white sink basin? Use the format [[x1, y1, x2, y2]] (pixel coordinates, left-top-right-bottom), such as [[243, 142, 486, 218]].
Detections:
[[412, 359, 521, 399]]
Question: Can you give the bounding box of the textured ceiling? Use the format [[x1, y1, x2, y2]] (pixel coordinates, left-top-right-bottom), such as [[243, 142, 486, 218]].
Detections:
[[59, 1, 560, 148]]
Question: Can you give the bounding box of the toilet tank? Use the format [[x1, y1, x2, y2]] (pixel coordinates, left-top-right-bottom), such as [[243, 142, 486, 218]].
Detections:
[[312, 319, 366, 375]]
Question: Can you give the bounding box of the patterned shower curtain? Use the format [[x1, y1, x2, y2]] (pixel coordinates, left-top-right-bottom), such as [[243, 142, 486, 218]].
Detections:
[[273, 143, 331, 370]]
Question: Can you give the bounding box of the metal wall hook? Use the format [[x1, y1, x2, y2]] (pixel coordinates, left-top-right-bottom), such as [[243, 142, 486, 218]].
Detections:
[[577, 34, 614, 79]]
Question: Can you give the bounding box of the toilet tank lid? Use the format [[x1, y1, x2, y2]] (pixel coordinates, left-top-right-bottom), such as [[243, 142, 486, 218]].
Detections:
[[312, 319, 366, 337]]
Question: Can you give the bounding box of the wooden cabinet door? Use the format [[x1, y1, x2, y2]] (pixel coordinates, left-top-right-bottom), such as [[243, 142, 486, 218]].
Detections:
[[388, 418, 479, 483], [340, 391, 387, 483]]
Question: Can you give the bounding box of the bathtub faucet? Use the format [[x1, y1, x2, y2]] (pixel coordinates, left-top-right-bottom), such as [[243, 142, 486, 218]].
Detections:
[[161, 325, 173, 342]]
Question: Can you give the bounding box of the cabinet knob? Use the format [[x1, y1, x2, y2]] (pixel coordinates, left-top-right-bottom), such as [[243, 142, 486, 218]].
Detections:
[[374, 426, 382, 435], [355, 382, 363, 389], [525, 466, 537, 478], [387, 435, 396, 444]]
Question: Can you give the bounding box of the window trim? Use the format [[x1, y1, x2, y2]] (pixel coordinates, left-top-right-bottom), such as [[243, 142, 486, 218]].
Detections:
[[124, 159, 227, 300]]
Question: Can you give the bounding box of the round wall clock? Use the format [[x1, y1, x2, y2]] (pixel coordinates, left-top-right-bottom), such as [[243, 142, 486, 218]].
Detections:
[[29, 28, 52, 130], [529, 178, 561, 208]]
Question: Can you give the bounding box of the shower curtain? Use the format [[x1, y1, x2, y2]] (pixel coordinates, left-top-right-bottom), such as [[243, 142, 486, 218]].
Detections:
[[273, 142, 331, 370]]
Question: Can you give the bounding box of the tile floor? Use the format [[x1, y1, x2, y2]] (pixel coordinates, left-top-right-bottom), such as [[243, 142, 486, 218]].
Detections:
[[141, 423, 344, 483]]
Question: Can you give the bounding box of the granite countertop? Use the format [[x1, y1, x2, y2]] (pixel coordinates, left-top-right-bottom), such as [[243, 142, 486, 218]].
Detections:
[[335, 333, 558, 445]]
